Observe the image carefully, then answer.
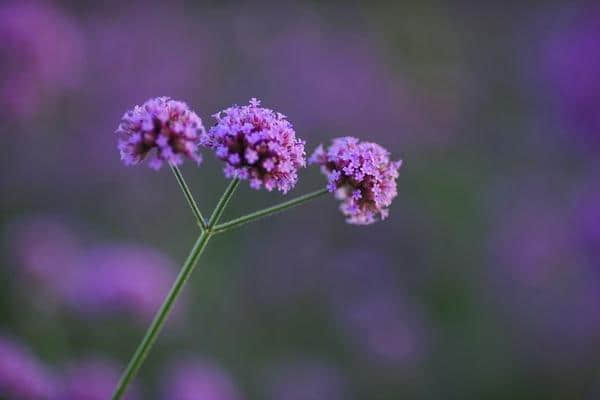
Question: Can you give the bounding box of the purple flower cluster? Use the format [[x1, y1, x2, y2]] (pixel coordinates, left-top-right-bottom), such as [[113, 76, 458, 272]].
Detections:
[[162, 359, 241, 400], [310, 137, 402, 224], [0, 2, 82, 118], [116, 97, 205, 170], [60, 359, 140, 400], [67, 245, 177, 321], [12, 217, 81, 296], [0, 345, 139, 400], [487, 188, 600, 365], [201, 98, 306, 193], [541, 6, 600, 145], [0, 336, 56, 399], [12, 218, 177, 322], [0, 335, 244, 400], [116, 97, 402, 223]]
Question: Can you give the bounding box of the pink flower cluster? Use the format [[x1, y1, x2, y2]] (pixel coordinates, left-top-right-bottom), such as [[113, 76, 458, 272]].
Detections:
[[310, 137, 402, 225], [116, 98, 402, 224], [201, 98, 306, 193], [116, 97, 205, 170]]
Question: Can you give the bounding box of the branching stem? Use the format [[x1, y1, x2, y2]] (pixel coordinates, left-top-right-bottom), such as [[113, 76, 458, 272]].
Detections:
[[213, 188, 328, 234], [112, 179, 239, 400], [112, 178, 325, 399]]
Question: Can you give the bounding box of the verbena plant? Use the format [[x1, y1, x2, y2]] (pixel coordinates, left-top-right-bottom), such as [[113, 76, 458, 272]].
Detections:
[[112, 97, 402, 399]]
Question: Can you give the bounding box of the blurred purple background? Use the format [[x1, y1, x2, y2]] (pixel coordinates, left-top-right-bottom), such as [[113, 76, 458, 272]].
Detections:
[[1, 0, 599, 398]]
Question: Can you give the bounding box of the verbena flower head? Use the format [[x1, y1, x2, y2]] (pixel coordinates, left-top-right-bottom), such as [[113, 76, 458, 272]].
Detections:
[[310, 137, 402, 224], [201, 98, 306, 193], [116, 97, 205, 170]]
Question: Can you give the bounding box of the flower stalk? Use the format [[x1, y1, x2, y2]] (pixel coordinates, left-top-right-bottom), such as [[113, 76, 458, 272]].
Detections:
[[112, 178, 239, 400], [170, 164, 207, 231], [213, 188, 328, 234], [207, 179, 240, 228], [113, 97, 401, 399], [111, 231, 210, 400], [112, 174, 327, 399]]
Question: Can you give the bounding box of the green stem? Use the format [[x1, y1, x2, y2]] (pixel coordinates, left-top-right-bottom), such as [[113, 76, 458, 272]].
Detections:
[[112, 179, 240, 400], [170, 164, 207, 231], [207, 179, 240, 228], [111, 231, 209, 399], [213, 188, 328, 234]]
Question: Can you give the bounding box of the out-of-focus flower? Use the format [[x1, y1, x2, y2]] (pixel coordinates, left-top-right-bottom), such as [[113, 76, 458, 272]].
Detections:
[[541, 6, 600, 146], [201, 98, 306, 193], [117, 97, 205, 170], [487, 193, 600, 365], [60, 359, 139, 400], [0, 336, 56, 399], [10, 218, 178, 322], [162, 359, 241, 400], [326, 250, 428, 367], [334, 293, 425, 366], [264, 360, 349, 400], [70, 4, 219, 176], [86, 4, 219, 105], [310, 137, 402, 224], [67, 245, 177, 321], [491, 202, 577, 288], [0, 2, 82, 118], [11, 217, 81, 295]]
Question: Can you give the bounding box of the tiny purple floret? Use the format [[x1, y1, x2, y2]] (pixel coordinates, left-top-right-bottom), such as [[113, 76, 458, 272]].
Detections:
[[116, 97, 205, 170], [201, 98, 306, 193], [310, 137, 402, 225]]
